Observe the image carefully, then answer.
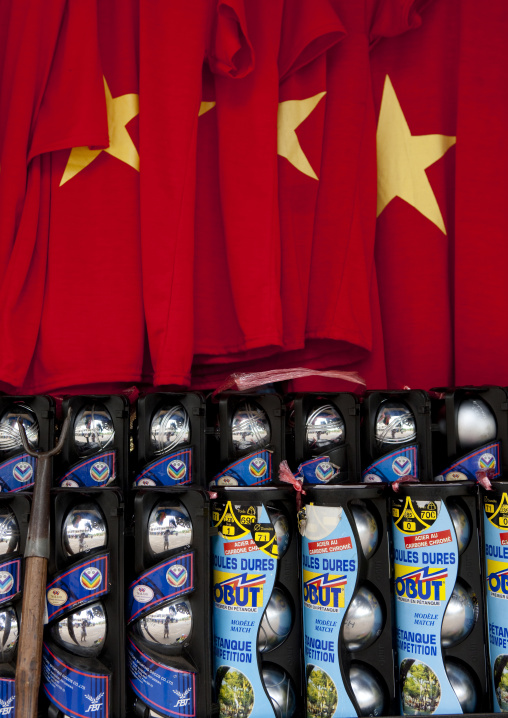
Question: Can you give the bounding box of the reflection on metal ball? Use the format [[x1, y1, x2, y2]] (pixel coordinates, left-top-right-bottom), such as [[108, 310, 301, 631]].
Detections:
[[262, 663, 296, 718], [445, 659, 478, 713], [150, 405, 190, 456], [132, 598, 192, 649], [343, 586, 383, 652], [147, 503, 192, 556], [350, 504, 379, 560], [0, 507, 19, 556], [231, 401, 270, 457], [52, 601, 107, 658], [441, 581, 475, 648], [0, 607, 18, 662], [258, 587, 293, 653], [457, 397, 497, 451], [447, 501, 471, 554], [305, 404, 345, 452], [74, 404, 115, 457], [266, 507, 290, 559], [0, 406, 39, 453], [349, 664, 386, 717], [375, 402, 416, 446], [62, 504, 107, 557]]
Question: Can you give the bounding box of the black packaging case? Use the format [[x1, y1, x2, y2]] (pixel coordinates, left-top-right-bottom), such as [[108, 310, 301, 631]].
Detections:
[[285, 392, 360, 482]]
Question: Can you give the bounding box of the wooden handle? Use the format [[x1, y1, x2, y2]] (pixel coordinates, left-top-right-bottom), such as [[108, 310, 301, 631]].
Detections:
[[15, 556, 48, 718]]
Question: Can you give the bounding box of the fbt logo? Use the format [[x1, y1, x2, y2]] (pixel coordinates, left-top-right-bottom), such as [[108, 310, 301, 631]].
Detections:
[[0, 696, 14, 715], [213, 572, 265, 609], [85, 692, 104, 713], [394, 566, 448, 602], [487, 560, 508, 595], [303, 571, 347, 609], [174, 688, 192, 708]]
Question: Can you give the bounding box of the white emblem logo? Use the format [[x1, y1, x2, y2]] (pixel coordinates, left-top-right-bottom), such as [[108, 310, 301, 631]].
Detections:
[[85, 692, 104, 713], [174, 688, 192, 708], [0, 696, 15, 715]]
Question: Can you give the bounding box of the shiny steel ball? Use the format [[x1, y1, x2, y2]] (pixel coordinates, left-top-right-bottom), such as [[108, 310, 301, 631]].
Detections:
[[350, 504, 379, 560], [457, 397, 497, 451], [150, 405, 190, 456], [349, 664, 386, 716], [0, 508, 19, 556], [230, 401, 270, 457], [132, 598, 192, 649], [343, 586, 383, 652], [447, 501, 471, 554], [266, 507, 290, 559], [375, 401, 416, 446], [0, 405, 39, 452], [262, 664, 296, 718], [147, 503, 192, 556], [0, 607, 18, 662], [62, 504, 107, 557], [305, 404, 345, 452], [51, 601, 107, 658], [441, 581, 475, 647], [74, 404, 115, 457], [445, 659, 478, 713], [258, 587, 293, 653]]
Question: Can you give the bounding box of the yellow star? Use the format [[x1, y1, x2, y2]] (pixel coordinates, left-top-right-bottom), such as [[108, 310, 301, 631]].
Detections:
[[277, 92, 326, 180], [60, 77, 139, 186], [199, 101, 216, 117], [376, 75, 456, 234]]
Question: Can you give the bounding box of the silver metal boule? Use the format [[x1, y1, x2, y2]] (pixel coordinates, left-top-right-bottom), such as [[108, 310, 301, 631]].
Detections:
[[150, 405, 190, 456], [266, 507, 290, 559], [230, 401, 270, 457], [262, 664, 296, 718], [457, 397, 497, 451], [305, 404, 345, 452], [445, 659, 478, 713], [447, 501, 471, 554], [51, 601, 107, 658], [0, 607, 18, 662], [0, 508, 19, 556], [0, 405, 39, 453], [74, 404, 115, 457], [349, 664, 386, 717], [350, 503, 379, 560], [343, 586, 383, 652], [147, 503, 192, 555], [258, 587, 293, 653], [131, 598, 192, 649], [62, 504, 108, 557], [375, 401, 416, 446], [441, 581, 475, 647]]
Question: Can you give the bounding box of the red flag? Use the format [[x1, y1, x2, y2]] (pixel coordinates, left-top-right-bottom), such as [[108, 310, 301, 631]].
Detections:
[[139, 0, 254, 387], [22, 0, 146, 393], [0, 0, 107, 390], [371, 0, 457, 390]]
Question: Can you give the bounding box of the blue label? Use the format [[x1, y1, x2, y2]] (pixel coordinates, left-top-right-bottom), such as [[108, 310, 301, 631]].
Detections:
[[0, 454, 36, 492], [58, 452, 116, 488], [297, 457, 340, 485], [46, 554, 109, 623], [0, 559, 21, 605], [212, 500, 277, 718], [127, 553, 194, 624], [392, 496, 461, 714], [0, 675, 15, 715], [483, 491, 508, 711], [128, 638, 196, 717], [363, 445, 419, 484], [436, 443, 501, 482], [42, 643, 110, 718], [134, 449, 193, 487], [301, 503, 358, 717], [210, 451, 272, 487]]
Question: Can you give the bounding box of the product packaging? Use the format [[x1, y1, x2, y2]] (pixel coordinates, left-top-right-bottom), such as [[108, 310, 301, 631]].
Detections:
[[285, 393, 360, 485], [211, 487, 301, 717]]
